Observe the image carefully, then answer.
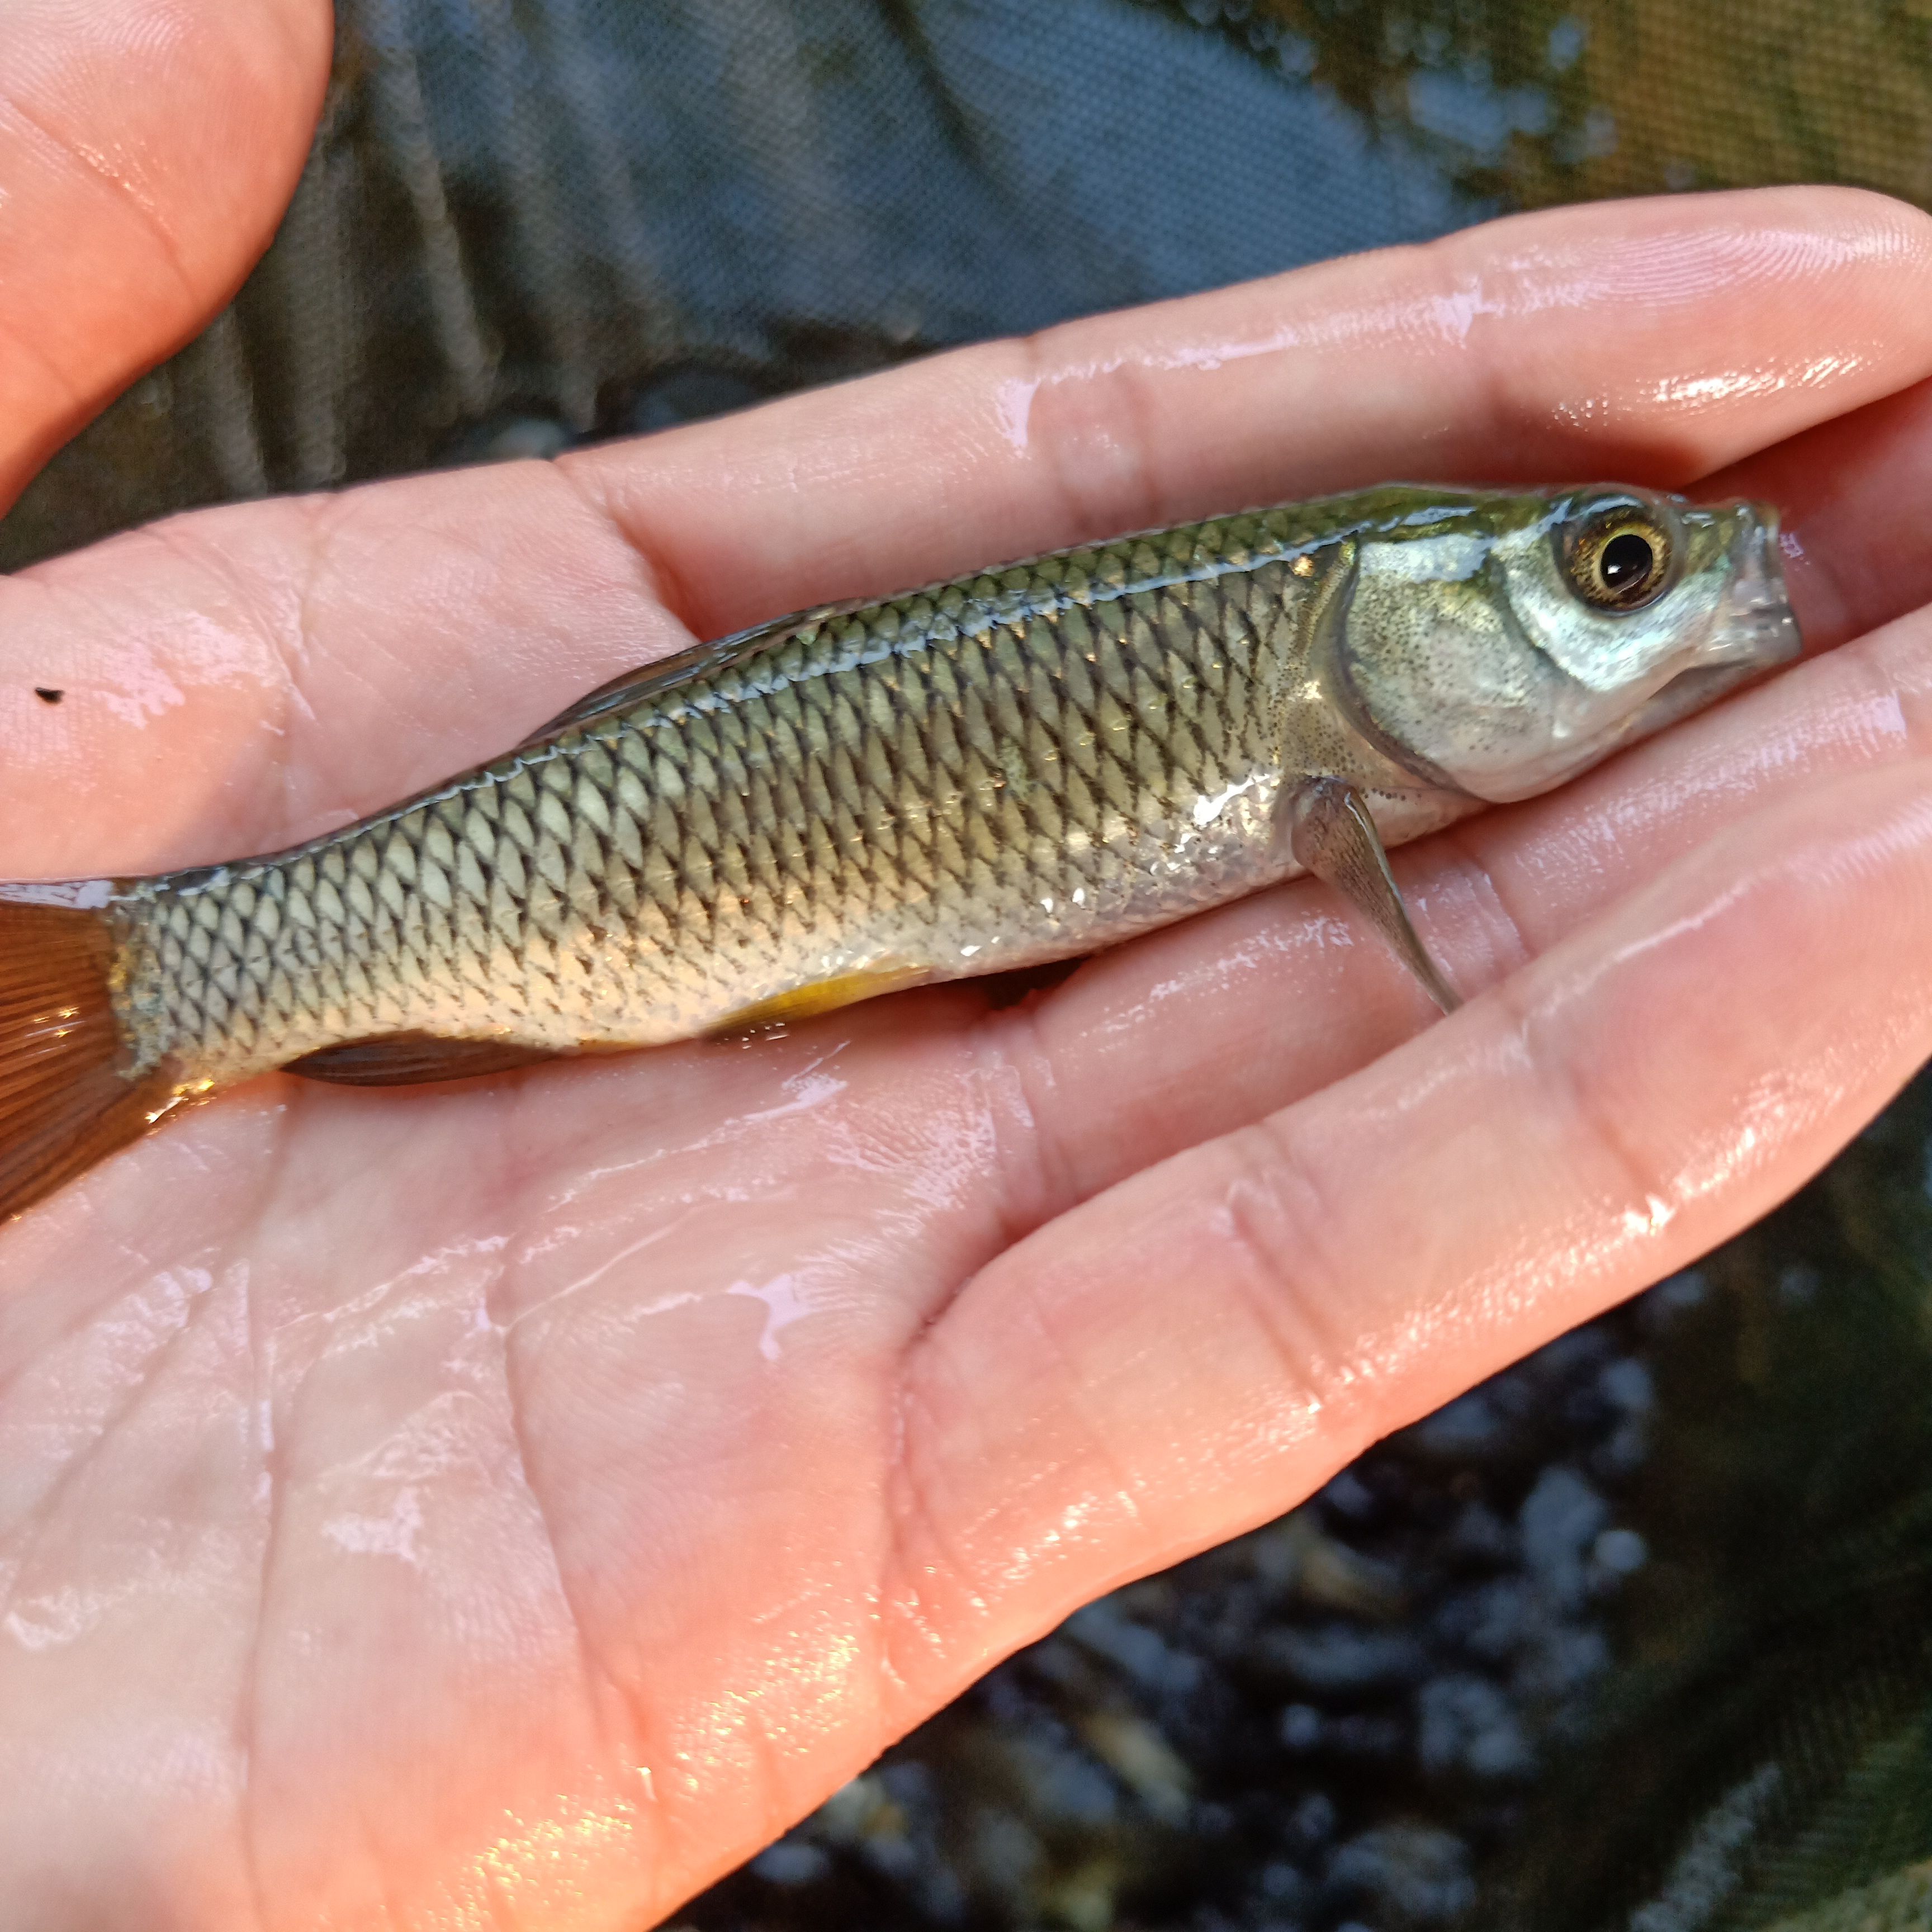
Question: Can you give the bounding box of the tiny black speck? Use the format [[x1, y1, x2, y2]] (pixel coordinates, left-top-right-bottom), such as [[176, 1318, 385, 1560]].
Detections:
[[32, 688, 62, 704]]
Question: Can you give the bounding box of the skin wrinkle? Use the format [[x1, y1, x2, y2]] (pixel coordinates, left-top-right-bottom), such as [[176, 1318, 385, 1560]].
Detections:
[[491, 1094, 667, 1817], [690, 1683, 801, 1907], [879, 1348, 993, 1694], [842, 1519, 915, 1717], [192, 508, 335, 706], [494, 1246, 652, 1902], [234, 1096, 552, 1930], [236, 1344, 278, 1932], [547, 453, 694, 641], [1016, 1268, 1158, 1554], [920, 1282, 1120, 1599], [1217, 1111, 1384, 1422], [498, 1208, 703, 1339], [138, 514, 290, 694], [1006, 324, 1172, 544], [1419, 822, 1536, 989], [0, 1255, 223, 1642], [0, 1209, 190, 1411], [0, 81, 200, 311], [888, 1370, 997, 1630], [1498, 967, 1686, 1265], [961, 1010, 1078, 1284], [1479, 773, 1932, 1269], [281, 494, 472, 840], [324, 512, 515, 705], [237, 1098, 305, 1932], [138, 516, 310, 832]]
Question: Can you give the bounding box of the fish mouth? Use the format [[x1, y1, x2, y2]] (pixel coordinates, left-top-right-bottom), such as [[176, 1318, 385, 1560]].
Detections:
[[1620, 509, 1801, 742], [1705, 508, 1802, 670]]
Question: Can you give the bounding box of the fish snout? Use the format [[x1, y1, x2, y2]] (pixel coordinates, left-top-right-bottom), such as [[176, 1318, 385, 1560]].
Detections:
[[1706, 511, 1802, 670]]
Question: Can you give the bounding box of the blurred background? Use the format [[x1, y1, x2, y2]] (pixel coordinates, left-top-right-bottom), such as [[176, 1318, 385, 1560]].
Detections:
[[10, 4, 1932, 1927]]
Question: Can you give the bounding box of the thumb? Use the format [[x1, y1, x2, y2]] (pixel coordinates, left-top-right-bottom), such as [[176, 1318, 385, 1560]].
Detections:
[[0, 0, 333, 512]]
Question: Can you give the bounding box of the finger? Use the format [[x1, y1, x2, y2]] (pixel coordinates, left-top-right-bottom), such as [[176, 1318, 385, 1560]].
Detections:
[[562, 184, 1932, 639], [0, 0, 332, 508], [1000, 596, 1932, 1206], [885, 757, 1932, 1710], [4, 188, 1931, 877], [1705, 372, 1932, 652]]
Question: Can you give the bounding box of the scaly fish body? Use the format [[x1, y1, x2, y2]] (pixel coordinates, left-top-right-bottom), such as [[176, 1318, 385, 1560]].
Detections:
[[112, 497, 1447, 1085], [0, 484, 1798, 1219]]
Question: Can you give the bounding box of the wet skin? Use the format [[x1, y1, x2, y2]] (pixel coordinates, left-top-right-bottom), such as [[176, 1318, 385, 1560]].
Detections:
[[10, 4, 1932, 1926]]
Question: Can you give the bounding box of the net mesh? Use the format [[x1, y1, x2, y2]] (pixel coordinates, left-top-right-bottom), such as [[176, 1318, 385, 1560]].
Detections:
[[7, 6, 1932, 1928]]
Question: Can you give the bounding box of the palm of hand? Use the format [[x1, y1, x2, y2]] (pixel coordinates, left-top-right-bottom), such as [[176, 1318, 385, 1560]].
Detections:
[[0, 970, 1052, 1920], [8, 6, 1932, 1926]]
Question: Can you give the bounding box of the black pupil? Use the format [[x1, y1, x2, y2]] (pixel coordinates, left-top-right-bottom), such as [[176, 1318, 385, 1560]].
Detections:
[[1600, 529, 1655, 593]]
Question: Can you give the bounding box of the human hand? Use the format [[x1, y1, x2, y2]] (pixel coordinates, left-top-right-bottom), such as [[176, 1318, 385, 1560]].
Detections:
[[7, 4, 1932, 1925]]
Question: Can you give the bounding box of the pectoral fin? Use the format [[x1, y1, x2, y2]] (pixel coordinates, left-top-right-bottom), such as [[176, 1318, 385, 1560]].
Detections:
[[1280, 777, 1462, 1015]]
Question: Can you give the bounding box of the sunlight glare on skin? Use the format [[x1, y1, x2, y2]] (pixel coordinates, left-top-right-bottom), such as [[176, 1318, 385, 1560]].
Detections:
[[983, 197, 1919, 466], [469, 1791, 650, 1928]]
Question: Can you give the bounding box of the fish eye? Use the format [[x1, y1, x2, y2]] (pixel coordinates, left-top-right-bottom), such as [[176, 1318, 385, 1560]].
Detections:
[[1562, 508, 1673, 613]]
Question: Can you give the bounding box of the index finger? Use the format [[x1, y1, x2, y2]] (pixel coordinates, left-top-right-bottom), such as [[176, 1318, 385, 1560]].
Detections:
[[564, 183, 1932, 637]]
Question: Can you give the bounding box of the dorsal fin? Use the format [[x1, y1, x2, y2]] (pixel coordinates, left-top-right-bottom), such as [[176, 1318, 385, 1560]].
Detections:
[[518, 590, 875, 750], [517, 635, 755, 746]]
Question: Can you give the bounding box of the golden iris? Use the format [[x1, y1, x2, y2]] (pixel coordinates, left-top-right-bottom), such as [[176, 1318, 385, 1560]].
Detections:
[[1565, 512, 1672, 612]]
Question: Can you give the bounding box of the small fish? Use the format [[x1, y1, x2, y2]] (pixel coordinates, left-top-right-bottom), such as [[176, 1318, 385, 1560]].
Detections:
[[0, 484, 1797, 1221]]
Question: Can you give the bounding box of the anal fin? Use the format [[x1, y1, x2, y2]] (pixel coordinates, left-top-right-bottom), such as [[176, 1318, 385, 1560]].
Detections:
[[706, 962, 931, 1038], [286, 1032, 561, 1087]]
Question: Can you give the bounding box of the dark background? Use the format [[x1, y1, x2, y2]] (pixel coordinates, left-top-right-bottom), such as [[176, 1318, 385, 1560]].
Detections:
[[9, 6, 1932, 1928]]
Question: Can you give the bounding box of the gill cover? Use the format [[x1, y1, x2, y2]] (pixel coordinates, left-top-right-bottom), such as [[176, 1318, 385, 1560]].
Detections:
[[1332, 488, 1798, 804]]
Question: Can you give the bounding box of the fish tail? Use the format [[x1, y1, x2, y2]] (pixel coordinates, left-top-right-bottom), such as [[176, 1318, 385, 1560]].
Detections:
[[0, 892, 183, 1224]]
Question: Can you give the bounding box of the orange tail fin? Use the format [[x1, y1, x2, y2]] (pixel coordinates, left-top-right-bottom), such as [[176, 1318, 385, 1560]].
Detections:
[[0, 893, 183, 1224]]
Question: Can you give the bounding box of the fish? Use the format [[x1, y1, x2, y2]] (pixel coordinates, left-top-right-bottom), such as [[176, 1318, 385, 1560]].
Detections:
[[0, 483, 1798, 1223]]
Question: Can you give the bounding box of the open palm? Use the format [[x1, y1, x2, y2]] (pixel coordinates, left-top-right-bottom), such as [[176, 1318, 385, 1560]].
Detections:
[[9, 6, 1932, 1926]]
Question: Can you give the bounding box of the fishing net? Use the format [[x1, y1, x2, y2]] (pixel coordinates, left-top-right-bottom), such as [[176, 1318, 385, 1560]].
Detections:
[[9, 4, 1932, 1928]]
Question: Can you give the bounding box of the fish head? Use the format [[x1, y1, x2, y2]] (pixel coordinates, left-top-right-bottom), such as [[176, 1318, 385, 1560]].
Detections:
[[1333, 486, 1800, 803]]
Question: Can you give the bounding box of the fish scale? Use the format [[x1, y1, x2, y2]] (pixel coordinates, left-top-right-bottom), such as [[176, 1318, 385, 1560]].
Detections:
[[107, 505, 1351, 1088]]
